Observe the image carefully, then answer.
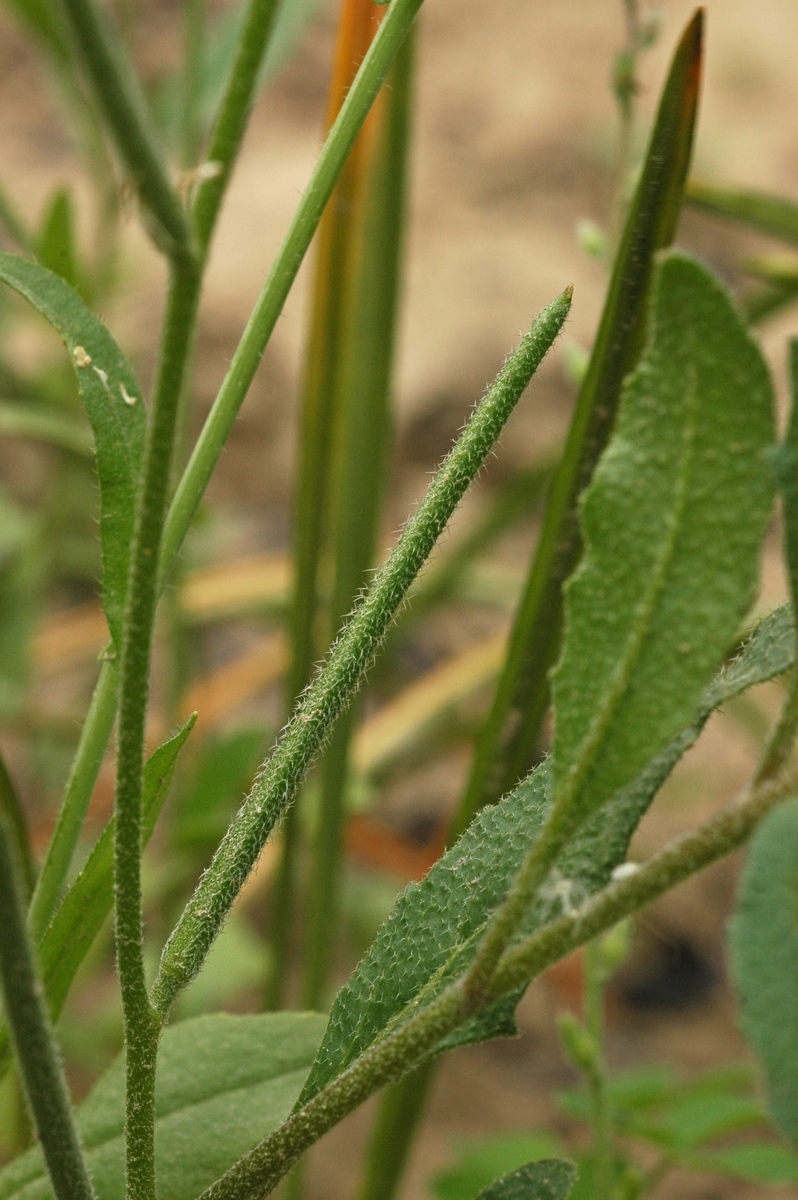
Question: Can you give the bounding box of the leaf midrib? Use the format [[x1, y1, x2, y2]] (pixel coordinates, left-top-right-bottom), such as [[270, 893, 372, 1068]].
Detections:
[[555, 354, 699, 821]]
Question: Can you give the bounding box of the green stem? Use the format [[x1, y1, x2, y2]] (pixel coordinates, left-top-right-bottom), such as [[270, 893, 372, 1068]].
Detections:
[[756, 680, 798, 785], [159, 0, 426, 590], [180, 0, 205, 168], [584, 940, 612, 1200], [57, 0, 191, 254], [30, 0, 283, 996], [301, 28, 414, 1010], [0, 810, 95, 1200], [192, 0, 285, 252], [197, 765, 798, 1200], [455, 11, 702, 832], [29, 657, 118, 941], [301, 708, 355, 1009], [266, 0, 368, 1009], [0, 750, 35, 900], [115, 258, 201, 1200], [152, 290, 571, 1017]]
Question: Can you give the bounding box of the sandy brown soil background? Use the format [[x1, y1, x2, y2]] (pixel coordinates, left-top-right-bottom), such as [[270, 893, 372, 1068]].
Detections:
[[1, 0, 798, 1197]]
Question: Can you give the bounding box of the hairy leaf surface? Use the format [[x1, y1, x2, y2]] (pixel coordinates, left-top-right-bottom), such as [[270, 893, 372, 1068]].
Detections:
[[730, 799, 798, 1149], [299, 607, 792, 1106], [0, 1013, 325, 1200], [0, 254, 145, 646], [550, 252, 775, 831]]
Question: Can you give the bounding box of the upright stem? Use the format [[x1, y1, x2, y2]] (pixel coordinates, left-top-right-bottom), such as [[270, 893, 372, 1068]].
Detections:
[[301, 708, 355, 1008], [0, 810, 95, 1200], [301, 21, 413, 1009], [267, 0, 381, 1011], [180, 0, 205, 169], [584, 940, 612, 1200], [30, 0, 291, 1041], [355, 1060, 436, 1200], [114, 255, 201, 1200], [0, 750, 35, 900], [57, 0, 191, 253], [159, 0, 426, 589], [192, 0, 286, 251]]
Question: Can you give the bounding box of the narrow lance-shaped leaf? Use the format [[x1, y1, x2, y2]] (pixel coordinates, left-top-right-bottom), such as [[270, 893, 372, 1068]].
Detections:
[[152, 290, 571, 1017], [549, 251, 774, 836], [458, 10, 704, 827], [0, 716, 196, 1080], [0, 1012, 327, 1200], [730, 799, 798, 1150], [0, 254, 145, 647], [298, 604, 793, 1107]]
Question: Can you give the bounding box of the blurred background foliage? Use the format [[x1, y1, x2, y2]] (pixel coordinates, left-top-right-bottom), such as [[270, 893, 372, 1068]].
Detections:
[[0, 0, 797, 1197]]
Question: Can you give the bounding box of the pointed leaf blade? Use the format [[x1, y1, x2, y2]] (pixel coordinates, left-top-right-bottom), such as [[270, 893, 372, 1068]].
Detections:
[[0, 253, 145, 647], [550, 252, 775, 830]]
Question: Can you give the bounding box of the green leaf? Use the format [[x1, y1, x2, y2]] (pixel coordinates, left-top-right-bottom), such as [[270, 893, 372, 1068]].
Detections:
[[36, 190, 80, 293], [40, 716, 196, 1019], [459, 10, 704, 824], [688, 1143, 798, 1185], [432, 1135, 566, 1200], [298, 606, 792, 1109], [304, 598, 792, 1114], [550, 252, 775, 834], [687, 181, 798, 246], [730, 798, 798, 1149], [472, 1161, 576, 1200], [0, 253, 145, 647], [0, 1012, 326, 1200]]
